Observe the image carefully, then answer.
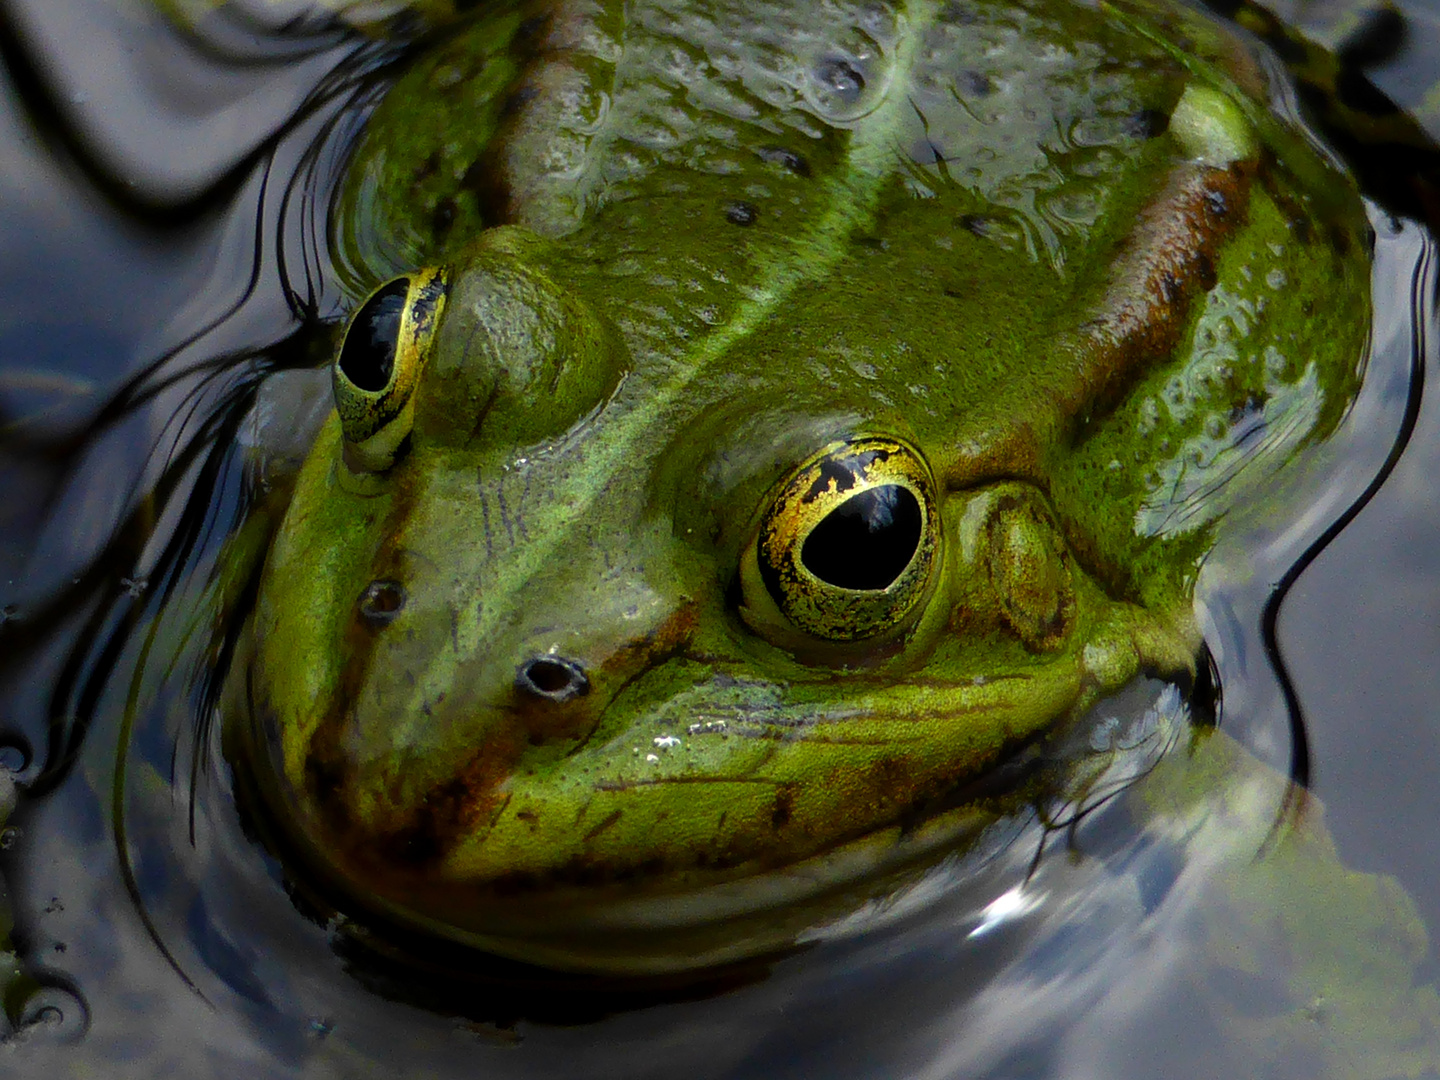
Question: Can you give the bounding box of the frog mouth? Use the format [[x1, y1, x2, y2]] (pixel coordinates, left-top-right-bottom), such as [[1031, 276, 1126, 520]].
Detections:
[[251, 655, 1088, 883], [233, 660, 1203, 975]]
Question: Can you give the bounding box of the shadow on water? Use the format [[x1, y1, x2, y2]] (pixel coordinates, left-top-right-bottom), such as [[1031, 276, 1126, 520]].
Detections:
[[0, 0, 1438, 1075]]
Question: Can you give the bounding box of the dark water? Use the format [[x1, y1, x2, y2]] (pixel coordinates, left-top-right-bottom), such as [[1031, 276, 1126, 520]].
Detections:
[[1, 0, 1440, 1076]]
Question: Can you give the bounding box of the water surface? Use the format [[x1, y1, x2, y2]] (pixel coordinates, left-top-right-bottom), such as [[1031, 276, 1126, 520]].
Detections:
[[2, 1, 1440, 1076]]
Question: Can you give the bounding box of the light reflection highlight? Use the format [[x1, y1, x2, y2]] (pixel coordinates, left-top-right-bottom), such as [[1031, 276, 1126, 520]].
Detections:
[[968, 885, 1045, 939]]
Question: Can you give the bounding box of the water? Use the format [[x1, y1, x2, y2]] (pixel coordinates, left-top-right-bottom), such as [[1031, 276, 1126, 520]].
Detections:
[[1, 0, 1439, 1076]]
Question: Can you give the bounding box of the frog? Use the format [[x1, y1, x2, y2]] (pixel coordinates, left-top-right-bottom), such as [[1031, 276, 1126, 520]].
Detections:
[[224, 0, 1373, 974]]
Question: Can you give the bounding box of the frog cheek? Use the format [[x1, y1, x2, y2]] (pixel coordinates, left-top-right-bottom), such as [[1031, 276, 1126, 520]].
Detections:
[[332, 267, 447, 473], [982, 495, 1077, 653], [742, 436, 940, 647]]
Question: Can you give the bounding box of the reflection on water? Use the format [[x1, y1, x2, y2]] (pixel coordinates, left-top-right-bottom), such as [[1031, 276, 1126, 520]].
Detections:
[[0, 0, 1439, 1076]]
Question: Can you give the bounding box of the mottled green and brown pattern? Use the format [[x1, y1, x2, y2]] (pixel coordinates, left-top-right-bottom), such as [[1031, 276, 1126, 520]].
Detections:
[[231, 0, 1372, 971]]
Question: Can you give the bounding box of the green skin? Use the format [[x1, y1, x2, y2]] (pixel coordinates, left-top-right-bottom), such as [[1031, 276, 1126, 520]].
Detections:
[[232, 0, 1372, 971]]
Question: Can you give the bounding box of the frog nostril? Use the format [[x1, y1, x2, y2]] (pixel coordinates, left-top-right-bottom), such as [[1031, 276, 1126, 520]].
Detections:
[[358, 580, 406, 626], [516, 657, 589, 703]]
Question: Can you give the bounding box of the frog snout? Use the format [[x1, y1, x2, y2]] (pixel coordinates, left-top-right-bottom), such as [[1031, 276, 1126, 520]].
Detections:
[[514, 656, 590, 703]]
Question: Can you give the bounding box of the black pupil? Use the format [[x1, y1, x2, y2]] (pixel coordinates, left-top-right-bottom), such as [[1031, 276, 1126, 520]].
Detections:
[[801, 485, 922, 591], [338, 278, 410, 392]]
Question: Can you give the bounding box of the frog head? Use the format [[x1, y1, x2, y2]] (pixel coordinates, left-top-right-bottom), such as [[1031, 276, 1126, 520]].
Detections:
[[235, 0, 1372, 974], [239, 218, 1215, 973]]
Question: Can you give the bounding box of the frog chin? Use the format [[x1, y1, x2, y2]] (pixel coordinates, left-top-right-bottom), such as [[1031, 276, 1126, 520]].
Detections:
[[343, 801, 1003, 976]]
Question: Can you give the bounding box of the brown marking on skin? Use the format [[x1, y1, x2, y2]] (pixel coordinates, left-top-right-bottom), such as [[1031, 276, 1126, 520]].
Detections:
[[533, 602, 703, 753], [302, 592, 395, 827], [601, 602, 700, 676], [460, 154, 513, 230], [583, 808, 624, 842], [770, 784, 794, 829], [946, 161, 1254, 487], [450, 12, 551, 225], [558, 617, 706, 761], [463, 0, 623, 235], [1063, 163, 1252, 414], [378, 726, 524, 867]]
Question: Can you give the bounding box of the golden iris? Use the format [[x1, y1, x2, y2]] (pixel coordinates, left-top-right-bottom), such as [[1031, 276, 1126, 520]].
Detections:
[[332, 267, 447, 471], [755, 436, 938, 641]]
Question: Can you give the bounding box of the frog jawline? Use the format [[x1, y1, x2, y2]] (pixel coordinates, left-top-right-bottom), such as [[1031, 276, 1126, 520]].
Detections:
[[338, 789, 998, 976], [231, 682, 1049, 976]]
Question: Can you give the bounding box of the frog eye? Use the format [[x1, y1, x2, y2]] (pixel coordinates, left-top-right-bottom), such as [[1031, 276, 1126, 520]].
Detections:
[[751, 437, 938, 642], [333, 267, 447, 471]]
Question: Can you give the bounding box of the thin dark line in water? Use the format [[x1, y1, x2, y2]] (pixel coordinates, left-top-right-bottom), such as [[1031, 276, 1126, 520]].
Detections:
[[0, 114, 340, 795], [4, 154, 273, 465], [0, 0, 256, 224], [36, 273, 298, 721], [0, 135, 336, 672], [276, 79, 386, 319], [25, 371, 264, 798], [21, 367, 262, 987], [112, 594, 213, 1008], [1262, 225, 1432, 805], [1024, 742, 1177, 884], [187, 459, 270, 849], [0, 1, 429, 1004], [0, 345, 291, 669]]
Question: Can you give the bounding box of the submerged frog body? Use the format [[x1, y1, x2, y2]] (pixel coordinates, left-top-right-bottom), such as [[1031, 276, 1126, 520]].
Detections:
[[231, 0, 1371, 972]]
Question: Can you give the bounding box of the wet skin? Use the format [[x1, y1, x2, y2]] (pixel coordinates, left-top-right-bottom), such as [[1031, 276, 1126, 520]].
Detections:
[[231, 0, 1372, 972]]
